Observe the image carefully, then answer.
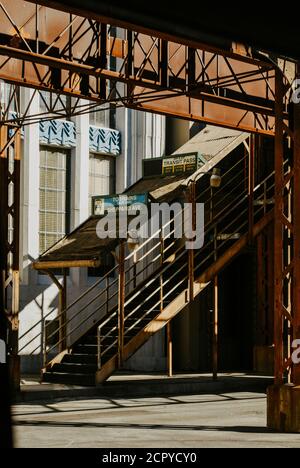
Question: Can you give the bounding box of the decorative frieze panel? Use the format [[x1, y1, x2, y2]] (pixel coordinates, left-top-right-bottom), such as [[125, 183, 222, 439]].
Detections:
[[89, 126, 121, 156], [39, 120, 76, 148]]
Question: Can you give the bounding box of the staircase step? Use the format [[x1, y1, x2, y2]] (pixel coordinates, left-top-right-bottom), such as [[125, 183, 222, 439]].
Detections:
[[81, 335, 98, 345], [52, 363, 97, 374], [43, 372, 95, 386], [73, 344, 98, 354], [63, 353, 97, 365]]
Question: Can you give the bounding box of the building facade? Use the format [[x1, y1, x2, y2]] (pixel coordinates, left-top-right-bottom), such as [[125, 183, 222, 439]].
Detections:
[[16, 87, 166, 372]]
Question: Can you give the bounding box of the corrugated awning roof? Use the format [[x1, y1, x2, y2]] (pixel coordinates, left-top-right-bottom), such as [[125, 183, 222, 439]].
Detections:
[[33, 125, 248, 270], [33, 217, 117, 270], [33, 175, 185, 270], [173, 125, 248, 164], [125, 174, 186, 202]]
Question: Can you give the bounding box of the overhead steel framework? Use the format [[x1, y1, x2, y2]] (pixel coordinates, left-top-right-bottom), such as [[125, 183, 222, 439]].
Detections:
[[0, 1, 294, 134], [0, 0, 300, 432]]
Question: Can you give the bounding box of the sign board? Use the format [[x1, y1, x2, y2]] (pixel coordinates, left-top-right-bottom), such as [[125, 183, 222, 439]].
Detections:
[[143, 152, 200, 178], [92, 193, 148, 216], [162, 153, 198, 176]]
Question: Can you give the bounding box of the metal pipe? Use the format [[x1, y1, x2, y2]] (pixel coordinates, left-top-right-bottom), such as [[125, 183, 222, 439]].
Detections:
[[167, 322, 173, 378], [212, 276, 219, 381], [118, 241, 125, 368]]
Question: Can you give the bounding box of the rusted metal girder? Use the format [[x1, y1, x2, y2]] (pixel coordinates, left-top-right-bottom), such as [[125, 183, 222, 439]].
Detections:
[[256, 224, 274, 349], [0, 1, 292, 134], [292, 70, 300, 386], [24, 1, 300, 63], [0, 124, 21, 391], [273, 67, 300, 386]]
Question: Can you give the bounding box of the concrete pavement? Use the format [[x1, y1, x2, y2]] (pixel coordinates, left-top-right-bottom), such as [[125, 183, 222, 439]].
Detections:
[[12, 390, 300, 448]]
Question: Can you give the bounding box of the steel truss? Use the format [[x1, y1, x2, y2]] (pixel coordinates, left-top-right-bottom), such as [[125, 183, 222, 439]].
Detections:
[[0, 0, 294, 133], [0, 122, 21, 389], [274, 68, 300, 387]]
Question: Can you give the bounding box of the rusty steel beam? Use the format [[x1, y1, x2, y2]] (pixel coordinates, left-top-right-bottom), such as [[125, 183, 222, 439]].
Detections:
[[273, 66, 300, 387], [267, 67, 300, 430], [292, 68, 300, 386], [0, 124, 21, 391], [256, 224, 275, 348], [25, 1, 300, 63], [273, 69, 286, 386], [0, 123, 13, 447], [0, 44, 278, 134], [0, 1, 291, 134]]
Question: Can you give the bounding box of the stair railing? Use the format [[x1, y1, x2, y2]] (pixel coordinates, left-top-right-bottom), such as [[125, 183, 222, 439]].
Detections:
[[96, 160, 277, 371]]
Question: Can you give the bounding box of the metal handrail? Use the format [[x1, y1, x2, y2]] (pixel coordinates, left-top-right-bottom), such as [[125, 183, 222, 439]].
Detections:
[[76, 164, 270, 352], [97, 163, 276, 370], [22, 156, 237, 354], [45, 198, 200, 356]]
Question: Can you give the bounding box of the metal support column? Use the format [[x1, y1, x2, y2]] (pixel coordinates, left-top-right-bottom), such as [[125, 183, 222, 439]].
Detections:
[[292, 70, 300, 386], [188, 182, 196, 302], [248, 134, 255, 243], [0, 202, 13, 447], [118, 241, 126, 369], [274, 69, 285, 387], [212, 276, 218, 381], [167, 322, 173, 378], [267, 66, 300, 432], [0, 124, 20, 446], [58, 269, 67, 353], [0, 125, 21, 391]]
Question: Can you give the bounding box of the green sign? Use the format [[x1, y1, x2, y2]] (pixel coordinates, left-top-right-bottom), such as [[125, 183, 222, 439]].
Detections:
[[162, 153, 198, 176], [93, 193, 148, 216]]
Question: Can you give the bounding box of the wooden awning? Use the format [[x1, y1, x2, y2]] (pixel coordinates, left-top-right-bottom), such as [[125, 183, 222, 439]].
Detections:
[[33, 217, 117, 270], [33, 175, 185, 270]]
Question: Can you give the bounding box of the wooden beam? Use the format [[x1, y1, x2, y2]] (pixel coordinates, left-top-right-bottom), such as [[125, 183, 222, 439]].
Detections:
[[33, 259, 101, 270]]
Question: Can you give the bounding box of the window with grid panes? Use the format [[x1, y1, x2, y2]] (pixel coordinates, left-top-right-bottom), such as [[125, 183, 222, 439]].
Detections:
[[89, 153, 115, 215], [39, 147, 70, 254], [89, 105, 110, 128]]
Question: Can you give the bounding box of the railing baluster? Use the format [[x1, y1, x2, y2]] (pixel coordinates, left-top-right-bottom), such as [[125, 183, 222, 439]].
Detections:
[[118, 241, 126, 369], [97, 325, 101, 371], [106, 276, 109, 316], [160, 229, 164, 312], [42, 318, 47, 370], [188, 181, 196, 301]]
